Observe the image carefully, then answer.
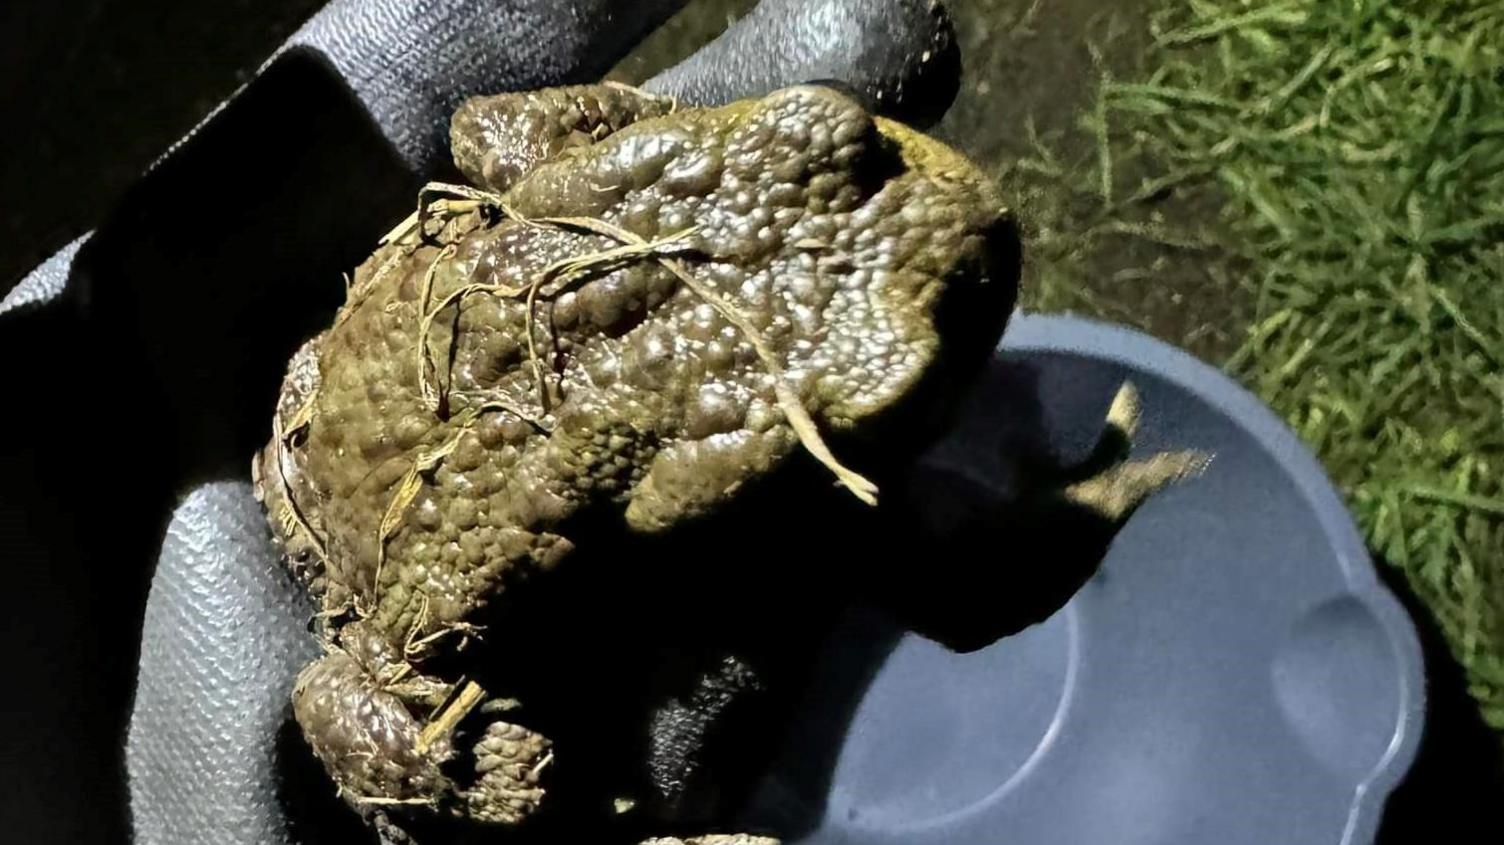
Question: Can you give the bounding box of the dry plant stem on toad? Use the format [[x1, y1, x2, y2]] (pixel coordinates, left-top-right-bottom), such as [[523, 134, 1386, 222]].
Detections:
[[411, 217, 699, 414], [352, 796, 435, 808], [403, 592, 485, 659], [416, 243, 459, 412], [415, 680, 486, 756], [408, 181, 880, 505], [369, 401, 547, 617], [271, 411, 329, 569]]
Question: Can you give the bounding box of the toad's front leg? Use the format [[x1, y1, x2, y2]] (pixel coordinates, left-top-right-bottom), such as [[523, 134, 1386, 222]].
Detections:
[[290, 621, 553, 834], [293, 645, 772, 843]]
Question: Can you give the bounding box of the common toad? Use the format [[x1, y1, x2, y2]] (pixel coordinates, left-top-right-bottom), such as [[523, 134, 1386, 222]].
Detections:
[[254, 82, 1018, 839]]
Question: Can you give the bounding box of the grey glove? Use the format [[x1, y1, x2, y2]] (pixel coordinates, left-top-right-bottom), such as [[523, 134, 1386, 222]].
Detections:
[[128, 481, 321, 845], [0, 1, 955, 844]]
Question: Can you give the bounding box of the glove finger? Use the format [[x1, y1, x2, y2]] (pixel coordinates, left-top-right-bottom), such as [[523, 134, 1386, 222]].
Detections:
[[127, 481, 320, 845], [290, 0, 689, 174], [642, 0, 959, 126]]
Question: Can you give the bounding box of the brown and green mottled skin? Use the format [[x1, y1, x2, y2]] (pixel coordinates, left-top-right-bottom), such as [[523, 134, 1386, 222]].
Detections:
[[254, 83, 1014, 834]]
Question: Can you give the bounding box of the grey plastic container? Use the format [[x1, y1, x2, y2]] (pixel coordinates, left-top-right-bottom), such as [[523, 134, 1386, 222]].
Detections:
[[739, 313, 1426, 845]]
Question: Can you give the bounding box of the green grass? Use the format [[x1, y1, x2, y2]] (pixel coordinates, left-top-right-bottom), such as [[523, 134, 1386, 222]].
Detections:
[[1013, 0, 1504, 728]]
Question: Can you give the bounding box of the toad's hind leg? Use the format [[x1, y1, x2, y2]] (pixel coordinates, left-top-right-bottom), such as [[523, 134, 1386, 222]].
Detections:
[[291, 651, 454, 813], [290, 645, 553, 830], [450, 83, 678, 193], [1058, 381, 1209, 521]]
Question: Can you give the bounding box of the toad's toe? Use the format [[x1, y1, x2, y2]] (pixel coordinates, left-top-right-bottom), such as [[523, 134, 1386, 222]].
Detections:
[[460, 720, 553, 825]]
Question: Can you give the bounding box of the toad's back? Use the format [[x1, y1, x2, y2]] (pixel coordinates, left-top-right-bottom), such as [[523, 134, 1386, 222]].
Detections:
[[258, 83, 1013, 651]]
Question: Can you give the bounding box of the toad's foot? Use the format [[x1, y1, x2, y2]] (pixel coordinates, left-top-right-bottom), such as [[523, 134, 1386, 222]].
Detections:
[[1060, 381, 1210, 521], [460, 720, 552, 824], [1064, 449, 1209, 521]]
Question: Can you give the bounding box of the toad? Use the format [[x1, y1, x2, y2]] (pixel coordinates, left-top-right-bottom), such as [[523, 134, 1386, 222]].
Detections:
[[253, 83, 1188, 841]]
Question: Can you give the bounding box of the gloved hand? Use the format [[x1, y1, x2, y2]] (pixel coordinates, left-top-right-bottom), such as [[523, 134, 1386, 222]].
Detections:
[[0, 2, 956, 844]]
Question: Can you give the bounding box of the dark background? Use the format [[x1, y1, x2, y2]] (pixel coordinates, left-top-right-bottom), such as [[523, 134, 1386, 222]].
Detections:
[[0, 0, 324, 289]]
